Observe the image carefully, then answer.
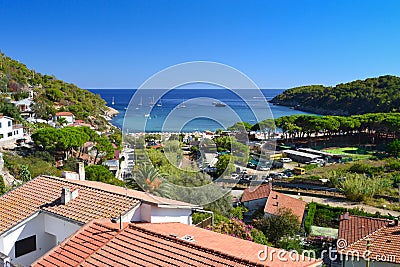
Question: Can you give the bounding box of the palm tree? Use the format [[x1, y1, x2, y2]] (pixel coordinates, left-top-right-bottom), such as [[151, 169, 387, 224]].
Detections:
[[126, 164, 174, 198]]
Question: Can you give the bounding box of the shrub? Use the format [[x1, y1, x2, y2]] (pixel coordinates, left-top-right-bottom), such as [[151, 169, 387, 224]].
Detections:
[[339, 174, 391, 201], [304, 202, 316, 234]]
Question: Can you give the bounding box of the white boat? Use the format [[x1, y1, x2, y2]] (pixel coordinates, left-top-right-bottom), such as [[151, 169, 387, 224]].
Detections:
[[144, 113, 150, 118], [111, 96, 115, 105], [138, 97, 143, 107], [178, 99, 186, 108], [157, 100, 162, 107], [149, 96, 155, 106], [213, 101, 226, 107]]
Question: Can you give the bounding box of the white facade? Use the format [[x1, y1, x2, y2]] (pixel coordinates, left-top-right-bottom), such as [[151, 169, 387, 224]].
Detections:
[[130, 203, 193, 225], [54, 113, 75, 125], [0, 116, 24, 142], [0, 212, 81, 266]]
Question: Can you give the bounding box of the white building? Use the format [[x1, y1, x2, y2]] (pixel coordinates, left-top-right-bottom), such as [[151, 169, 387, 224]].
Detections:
[[54, 111, 75, 125], [0, 175, 200, 266], [0, 115, 24, 142]]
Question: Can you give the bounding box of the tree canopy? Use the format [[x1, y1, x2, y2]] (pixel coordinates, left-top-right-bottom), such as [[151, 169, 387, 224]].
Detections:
[[271, 75, 400, 115]]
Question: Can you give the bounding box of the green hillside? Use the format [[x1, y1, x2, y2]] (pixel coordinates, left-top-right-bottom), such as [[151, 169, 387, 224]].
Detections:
[[270, 75, 400, 115], [0, 51, 109, 129]]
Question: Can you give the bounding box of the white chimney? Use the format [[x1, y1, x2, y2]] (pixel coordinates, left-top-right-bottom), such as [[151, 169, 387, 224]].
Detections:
[[61, 188, 71, 204], [61, 188, 79, 204], [78, 162, 85, 180]]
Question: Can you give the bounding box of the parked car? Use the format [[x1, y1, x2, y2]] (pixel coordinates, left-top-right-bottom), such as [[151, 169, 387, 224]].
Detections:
[[280, 158, 292, 163], [257, 165, 270, 171], [231, 173, 240, 179], [247, 162, 256, 169]]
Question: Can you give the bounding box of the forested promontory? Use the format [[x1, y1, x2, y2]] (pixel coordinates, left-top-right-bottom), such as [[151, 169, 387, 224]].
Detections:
[[270, 75, 400, 115], [0, 51, 110, 129]]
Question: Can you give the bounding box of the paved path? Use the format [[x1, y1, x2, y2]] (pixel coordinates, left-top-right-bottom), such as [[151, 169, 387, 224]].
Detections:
[[287, 194, 400, 217]]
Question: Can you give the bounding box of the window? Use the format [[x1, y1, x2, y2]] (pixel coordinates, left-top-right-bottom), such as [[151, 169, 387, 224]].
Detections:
[[15, 235, 36, 257], [8, 121, 11, 127], [0, 122, 2, 128], [8, 132, 12, 137]]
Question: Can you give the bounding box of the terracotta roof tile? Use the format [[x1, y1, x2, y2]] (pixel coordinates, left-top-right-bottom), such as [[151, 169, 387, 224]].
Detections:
[[56, 112, 74, 116], [241, 183, 272, 202], [70, 179, 200, 207], [0, 176, 139, 234], [339, 215, 400, 264], [264, 191, 306, 223], [33, 220, 322, 267], [338, 214, 390, 246]]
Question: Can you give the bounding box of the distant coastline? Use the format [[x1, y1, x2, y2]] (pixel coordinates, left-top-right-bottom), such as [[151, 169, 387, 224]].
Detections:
[[89, 89, 316, 132]]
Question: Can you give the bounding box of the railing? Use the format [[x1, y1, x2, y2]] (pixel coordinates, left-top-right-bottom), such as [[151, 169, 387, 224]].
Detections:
[[195, 216, 213, 229]]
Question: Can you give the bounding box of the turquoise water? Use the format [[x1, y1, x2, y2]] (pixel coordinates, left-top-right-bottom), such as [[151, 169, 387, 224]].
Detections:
[[89, 89, 314, 132]]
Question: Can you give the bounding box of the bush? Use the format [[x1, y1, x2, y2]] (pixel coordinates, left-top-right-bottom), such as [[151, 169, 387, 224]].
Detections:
[[339, 174, 391, 201], [304, 202, 316, 234], [0, 175, 6, 195], [348, 163, 384, 174]]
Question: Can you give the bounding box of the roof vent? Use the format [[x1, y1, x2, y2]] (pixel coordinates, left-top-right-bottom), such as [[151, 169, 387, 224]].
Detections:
[[181, 234, 195, 242]]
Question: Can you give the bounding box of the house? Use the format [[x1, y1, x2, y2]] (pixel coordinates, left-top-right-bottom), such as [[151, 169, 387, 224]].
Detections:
[[264, 191, 306, 223], [54, 111, 75, 125], [0, 175, 200, 266], [241, 184, 306, 223], [0, 115, 24, 142], [13, 98, 35, 119], [32, 219, 322, 267], [337, 214, 400, 267], [242, 183, 272, 216]]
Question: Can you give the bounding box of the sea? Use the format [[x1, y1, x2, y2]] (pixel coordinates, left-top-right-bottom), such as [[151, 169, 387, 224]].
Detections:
[[88, 88, 313, 133]]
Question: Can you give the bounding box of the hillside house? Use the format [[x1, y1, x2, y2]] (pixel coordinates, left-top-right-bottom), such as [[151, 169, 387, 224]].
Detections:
[[54, 112, 75, 125], [0, 175, 200, 266], [241, 183, 306, 224], [0, 115, 24, 143]]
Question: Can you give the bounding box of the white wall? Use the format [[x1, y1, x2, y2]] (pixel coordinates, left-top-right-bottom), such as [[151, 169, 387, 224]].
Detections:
[[44, 213, 81, 244], [0, 212, 81, 266], [129, 203, 192, 225], [150, 206, 192, 225], [243, 198, 267, 213]]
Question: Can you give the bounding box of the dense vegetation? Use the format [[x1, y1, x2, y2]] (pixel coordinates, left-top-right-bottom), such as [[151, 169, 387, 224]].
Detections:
[[0, 51, 109, 129], [275, 113, 400, 141], [270, 75, 400, 115]]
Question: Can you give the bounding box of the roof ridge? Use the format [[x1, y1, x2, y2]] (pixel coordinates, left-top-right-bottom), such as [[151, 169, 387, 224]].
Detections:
[[345, 214, 392, 222], [130, 223, 267, 267], [40, 175, 138, 200]]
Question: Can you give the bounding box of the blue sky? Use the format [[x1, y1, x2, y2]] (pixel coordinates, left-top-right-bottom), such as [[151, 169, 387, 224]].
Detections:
[[0, 0, 399, 89]]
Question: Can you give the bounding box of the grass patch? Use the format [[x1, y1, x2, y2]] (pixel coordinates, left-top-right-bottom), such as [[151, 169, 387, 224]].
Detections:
[[323, 147, 374, 161]]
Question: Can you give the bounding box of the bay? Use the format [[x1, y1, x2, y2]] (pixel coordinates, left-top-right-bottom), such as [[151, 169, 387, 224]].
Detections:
[[88, 89, 314, 132]]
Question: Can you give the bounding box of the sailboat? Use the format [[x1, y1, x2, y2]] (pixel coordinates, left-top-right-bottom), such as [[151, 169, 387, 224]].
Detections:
[[149, 96, 155, 107], [111, 97, 115, 105], [157, 99, 162, 107], [178, 99, 186, 108], [136, 97, 143, 109]]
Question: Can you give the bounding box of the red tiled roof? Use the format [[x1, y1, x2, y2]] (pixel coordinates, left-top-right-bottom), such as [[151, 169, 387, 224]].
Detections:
[[69, 179, 200, 207], [241, 183, 272, 202], [264, 191, 306, 223], [0, 176, 139, 234], [338, 215, 400, 264], [33, 220, 322, 267], [338, 214, 391, 246], [56, 112, 74, 116]]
